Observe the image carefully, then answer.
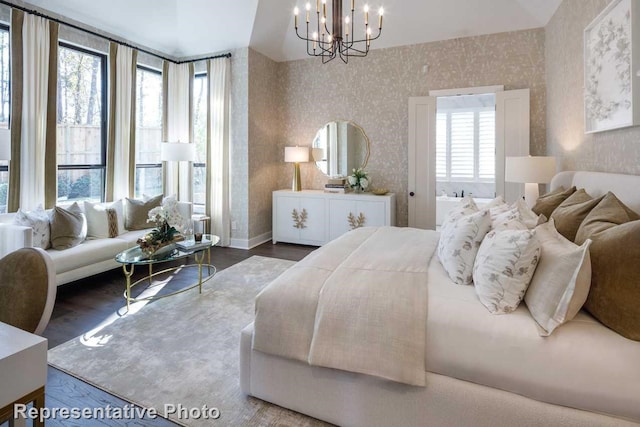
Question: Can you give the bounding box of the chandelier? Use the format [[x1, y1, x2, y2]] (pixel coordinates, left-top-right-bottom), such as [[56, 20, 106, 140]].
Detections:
[[293, 0, 384, 64]]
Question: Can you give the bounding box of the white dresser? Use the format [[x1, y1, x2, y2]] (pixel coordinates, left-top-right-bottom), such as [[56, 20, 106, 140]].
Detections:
[[273, 190, 396, 246]]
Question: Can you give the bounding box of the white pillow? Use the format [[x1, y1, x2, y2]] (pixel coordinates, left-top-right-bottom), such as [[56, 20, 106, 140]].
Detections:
[[438, 209, 491, 285], [473, 229, 541, 314], [525, 219, 592, 336], [492, 199, 546, 230], [14, 206, 50, 249], [84, 200, 125, 238]]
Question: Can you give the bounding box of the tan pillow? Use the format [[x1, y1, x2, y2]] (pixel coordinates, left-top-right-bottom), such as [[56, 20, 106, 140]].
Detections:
[[550, 189, 603, 242], [525, 219, 592, 336], [50, 203, 87, 250], [532, 186, 576, 219], [125, 195, 163, 230], [575, 192, 640, 245], [576, 193, 640, 341]]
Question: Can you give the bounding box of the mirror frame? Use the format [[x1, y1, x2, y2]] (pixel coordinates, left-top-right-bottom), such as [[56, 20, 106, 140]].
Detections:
[[312, 120, 371, 177]]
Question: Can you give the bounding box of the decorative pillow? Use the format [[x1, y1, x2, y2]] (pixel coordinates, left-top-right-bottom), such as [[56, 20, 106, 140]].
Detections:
[[574, 192, 640, 341], [532, 186, 576, 219], [438, 209, 491, 285], [437, 196, 479, 261], [550, 189, 603, 242], [473, 229, 541, 314], [14, 206, 50, 249], [84, 200, 125, 238], [525, 219, 592, 336], [50, 203, 87, 250], [575, 192, 640, 245], [125, 195, 163, 230], [491, 199, 546, 230]]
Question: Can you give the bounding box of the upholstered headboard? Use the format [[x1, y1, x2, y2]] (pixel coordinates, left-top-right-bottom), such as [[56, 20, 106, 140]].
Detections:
[[550, 171, 640, 213]]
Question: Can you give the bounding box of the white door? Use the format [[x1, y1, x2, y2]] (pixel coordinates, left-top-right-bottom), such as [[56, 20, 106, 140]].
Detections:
[[408, 89, 530, 228], [328, 199, 356, 241], [298, 197, 326, 243], [274, 196, 301, 242], [408, 96, 437, 229], [496, 89, 530, 204]]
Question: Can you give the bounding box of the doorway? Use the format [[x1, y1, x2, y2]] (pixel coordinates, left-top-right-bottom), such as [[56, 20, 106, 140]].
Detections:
[[408, 86, 530, 230]]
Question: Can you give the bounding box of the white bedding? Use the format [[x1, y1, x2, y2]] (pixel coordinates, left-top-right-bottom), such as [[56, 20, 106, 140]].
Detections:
[[253, 226, 640, 421], [253, 227, 438, 386]]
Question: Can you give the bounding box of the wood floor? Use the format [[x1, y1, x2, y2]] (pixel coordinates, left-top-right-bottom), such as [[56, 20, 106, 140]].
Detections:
[[40, 242, 315, 427]]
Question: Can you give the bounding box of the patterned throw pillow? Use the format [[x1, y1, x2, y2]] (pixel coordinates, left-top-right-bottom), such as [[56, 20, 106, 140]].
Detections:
[[14, 206, 51, 249], [437, 196, 478, 261], [438, 209, 491, 285], [491, 199, 546, 231], [106, 208, 119, 238], [473, 229, 541, 314]]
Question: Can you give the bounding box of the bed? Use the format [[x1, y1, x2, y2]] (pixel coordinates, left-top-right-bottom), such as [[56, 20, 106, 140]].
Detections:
[[240, 171, 640, 427]]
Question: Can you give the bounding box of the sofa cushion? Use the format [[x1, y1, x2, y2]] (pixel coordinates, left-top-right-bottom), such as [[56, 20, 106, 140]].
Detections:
[[84, 200, 125, 238], [47, 238, 128, 274], [50, 203, 87, 250], [550, 189, 603, 242], [14, 207, 50, 249], [125, 195, 162, 230], [116, 229, 150, 246]]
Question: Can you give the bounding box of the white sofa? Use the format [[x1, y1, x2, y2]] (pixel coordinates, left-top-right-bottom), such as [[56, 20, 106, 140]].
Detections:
[[0, 202, 192, 286]]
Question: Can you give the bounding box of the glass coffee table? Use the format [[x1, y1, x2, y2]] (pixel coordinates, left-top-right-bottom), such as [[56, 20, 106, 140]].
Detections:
[[115, 235, 220, 310]]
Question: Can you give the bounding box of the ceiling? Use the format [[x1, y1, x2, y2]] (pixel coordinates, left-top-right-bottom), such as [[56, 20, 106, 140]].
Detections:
[[26, 0, 562, 62]]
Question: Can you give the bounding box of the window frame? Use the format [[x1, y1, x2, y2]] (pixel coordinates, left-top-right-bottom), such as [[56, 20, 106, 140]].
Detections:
[[134, 64, 163, 199], [192, 72, 207, 213], [57, 41, 108, 202], [436, 106, 496, 184], [0, 22, 10, 176]]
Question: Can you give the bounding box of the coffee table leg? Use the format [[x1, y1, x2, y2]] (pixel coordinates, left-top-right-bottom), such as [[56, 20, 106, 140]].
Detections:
[[122, 264, 135, 311], [194, 251, 205, 294]]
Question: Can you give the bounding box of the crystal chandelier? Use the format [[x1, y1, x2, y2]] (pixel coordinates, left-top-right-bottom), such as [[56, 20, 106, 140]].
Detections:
[[293, 0, 384, 64]]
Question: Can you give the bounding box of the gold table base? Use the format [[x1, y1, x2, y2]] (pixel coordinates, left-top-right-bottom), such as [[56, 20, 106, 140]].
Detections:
[[121, 248, 215, 311]]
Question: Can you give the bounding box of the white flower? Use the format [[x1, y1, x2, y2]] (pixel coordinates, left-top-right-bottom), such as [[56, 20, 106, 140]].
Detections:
[[347, 176, 357, 185], [360, 178, 369, 189]]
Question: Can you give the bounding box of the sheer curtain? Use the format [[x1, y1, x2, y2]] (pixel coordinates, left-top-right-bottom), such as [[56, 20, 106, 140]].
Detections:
[[164, 62, 193, 200], [20, 14, 57, 210], [206, 57, 230, 246], [108, 44, 137, 201]]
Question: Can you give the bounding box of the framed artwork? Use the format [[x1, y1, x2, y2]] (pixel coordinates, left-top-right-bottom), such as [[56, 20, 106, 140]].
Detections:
[[584, 0, 640, 133]]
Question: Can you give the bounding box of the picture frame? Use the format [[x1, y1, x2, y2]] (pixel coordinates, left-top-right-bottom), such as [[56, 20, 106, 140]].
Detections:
[[584, 0, 640, 133]]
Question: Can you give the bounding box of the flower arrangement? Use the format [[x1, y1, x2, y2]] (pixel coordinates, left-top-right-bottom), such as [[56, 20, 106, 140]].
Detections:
[[347, 168, 370, 193], [137, 199, 186, 256]]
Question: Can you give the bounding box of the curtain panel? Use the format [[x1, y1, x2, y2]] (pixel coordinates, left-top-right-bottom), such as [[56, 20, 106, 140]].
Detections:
[[163, 62, 194, 201], [7, 9, 23, 213], [16, 13, 58, 211], [106, 43, 137, 201], [206, 57, 231, 246]]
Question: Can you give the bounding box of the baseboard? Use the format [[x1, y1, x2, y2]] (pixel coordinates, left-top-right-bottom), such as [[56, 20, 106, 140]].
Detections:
[[229, 231, 272, 250]]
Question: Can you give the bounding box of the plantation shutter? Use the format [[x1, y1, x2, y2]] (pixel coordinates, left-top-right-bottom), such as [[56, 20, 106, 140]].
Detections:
[[436, 112, 447, 179], [478, 110, 495, 180], [449, 111, 474, 179]]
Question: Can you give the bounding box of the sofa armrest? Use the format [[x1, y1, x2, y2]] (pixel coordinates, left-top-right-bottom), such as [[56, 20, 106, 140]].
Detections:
[[0, 224, 34, 259]]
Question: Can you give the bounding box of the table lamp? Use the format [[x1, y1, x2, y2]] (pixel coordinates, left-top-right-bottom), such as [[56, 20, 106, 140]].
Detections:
[[505, 156, 557, 207], [285, 146, 309, 192]]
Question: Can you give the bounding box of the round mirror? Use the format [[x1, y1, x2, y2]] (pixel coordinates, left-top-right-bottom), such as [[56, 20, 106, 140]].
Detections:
[[312, 121, 370, 177]]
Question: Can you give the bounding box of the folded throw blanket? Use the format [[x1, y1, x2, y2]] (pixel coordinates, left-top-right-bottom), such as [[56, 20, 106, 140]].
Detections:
[[253, 226, 438, 386]]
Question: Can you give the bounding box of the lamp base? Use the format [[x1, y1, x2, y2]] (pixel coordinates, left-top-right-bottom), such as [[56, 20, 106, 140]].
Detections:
[[291, 162, 302, 192], [524, 183, 539, 208]]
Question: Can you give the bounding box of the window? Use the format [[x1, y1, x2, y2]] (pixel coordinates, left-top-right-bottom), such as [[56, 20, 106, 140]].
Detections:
[[57, 43, 106, 204], [135, 66, 163, 198], [192, 73, 207, 213], [436, 106, 496, 183], [0, 24, 9, 214]]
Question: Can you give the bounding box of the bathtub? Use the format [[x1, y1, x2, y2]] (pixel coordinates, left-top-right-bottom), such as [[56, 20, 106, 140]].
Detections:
[[436, 196, 493, 227]]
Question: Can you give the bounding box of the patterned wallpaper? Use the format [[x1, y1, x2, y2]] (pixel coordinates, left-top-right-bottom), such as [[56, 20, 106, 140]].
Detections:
[[546, 0, 640, 174], [277, 28, 546, 226], [248, 49, 283, 239]]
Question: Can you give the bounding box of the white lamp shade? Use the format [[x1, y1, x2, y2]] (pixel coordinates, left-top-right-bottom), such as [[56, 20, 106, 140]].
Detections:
[[505, 156, 556, 184], [0, 129, 10, 160], [161, 142, 196, 162], [284, 146, 309, 163]]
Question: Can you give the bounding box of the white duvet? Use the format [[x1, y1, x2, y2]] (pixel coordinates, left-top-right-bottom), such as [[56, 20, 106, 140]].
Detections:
[[253, 226, 438, 386]]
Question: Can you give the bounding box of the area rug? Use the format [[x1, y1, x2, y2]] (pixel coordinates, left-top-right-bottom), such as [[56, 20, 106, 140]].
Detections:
[[48, 256, 329, 426]]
